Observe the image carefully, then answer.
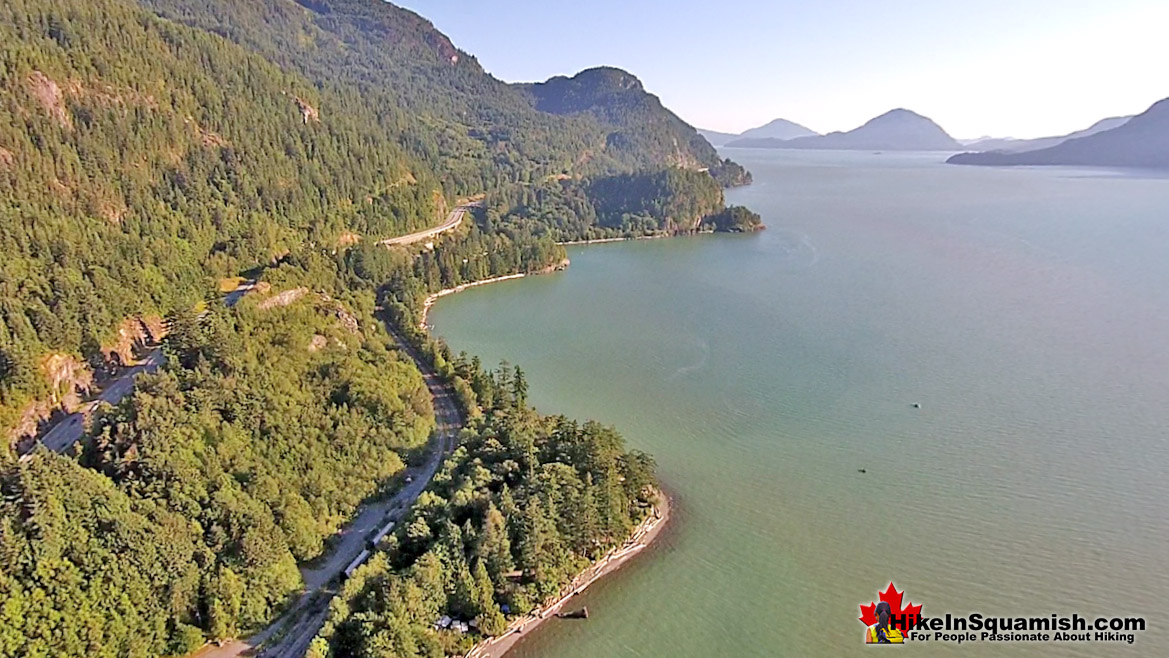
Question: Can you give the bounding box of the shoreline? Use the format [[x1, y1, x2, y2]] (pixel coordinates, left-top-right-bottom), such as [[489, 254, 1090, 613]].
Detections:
[[420, 273, 527, 329], [465, 490, 672, 658], [556, 234, 666, 246], [421, 258, 672, 658]]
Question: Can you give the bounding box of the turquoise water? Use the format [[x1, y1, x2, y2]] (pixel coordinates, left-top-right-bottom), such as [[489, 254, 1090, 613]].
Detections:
[[429, 150, 1169, 656]]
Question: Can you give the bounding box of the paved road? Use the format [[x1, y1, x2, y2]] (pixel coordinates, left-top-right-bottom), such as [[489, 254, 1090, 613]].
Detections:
[[379, 202, 476, 247], [31, 204, 470, 456], [197, 326, 463, 658], [36, 349, 165, 454]]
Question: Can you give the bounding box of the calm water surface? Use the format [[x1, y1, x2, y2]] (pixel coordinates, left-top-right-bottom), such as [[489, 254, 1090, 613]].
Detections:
[[430, 150, 1169, 656]]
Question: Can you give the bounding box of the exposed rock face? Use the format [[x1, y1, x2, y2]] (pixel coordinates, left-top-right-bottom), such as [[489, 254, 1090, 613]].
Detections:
[[104, 316, 166, 366], [333, 307, 360, 335], [258, 287, 309, 310], [294, 96, 320, 124], [42, 353, 94, 411], [9, 399, 53, 451], [27, 71, 72, 129], [308, 334, 328, 352], [0, 147, 13, 170]]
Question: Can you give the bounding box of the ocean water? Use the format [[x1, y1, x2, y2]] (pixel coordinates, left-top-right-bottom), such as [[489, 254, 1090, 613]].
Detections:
[[429, 150, 1169, 656]]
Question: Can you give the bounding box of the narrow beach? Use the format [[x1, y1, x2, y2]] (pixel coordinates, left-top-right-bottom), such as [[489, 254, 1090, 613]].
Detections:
[[465, 491, 672, 658]]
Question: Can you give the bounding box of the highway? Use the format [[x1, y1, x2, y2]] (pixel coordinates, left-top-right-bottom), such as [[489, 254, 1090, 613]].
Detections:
[[35, 349, 164, 454], [379, 202, 476, 247], [26, 208, 469, 656], [196, 325, 463, 658], [30, 203, 473, 456]]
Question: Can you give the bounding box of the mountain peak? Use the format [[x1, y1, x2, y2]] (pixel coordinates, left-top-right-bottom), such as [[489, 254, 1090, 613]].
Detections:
[[542, 66, 644, 93], [727, 108, 958, 151], [868, 108, 932, 123]]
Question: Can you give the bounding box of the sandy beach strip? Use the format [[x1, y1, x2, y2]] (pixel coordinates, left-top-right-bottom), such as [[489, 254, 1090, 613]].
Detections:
[[419, 273, 527, 328], [464, 491, 672, 658]]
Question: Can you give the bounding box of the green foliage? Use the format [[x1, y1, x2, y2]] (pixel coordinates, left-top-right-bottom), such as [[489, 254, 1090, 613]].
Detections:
[[0, 293, 434, 656], [483, 167, 733, 242], [0, 0, 753, 439], [522, 67, 723, 171], [312, 361, 657, 657], [0, 0, 442, 433], [0, 1, 698, 654], [703, 205, 765, 232]]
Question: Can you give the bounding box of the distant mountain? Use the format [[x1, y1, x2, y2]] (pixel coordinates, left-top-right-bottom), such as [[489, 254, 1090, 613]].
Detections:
[[963, 116, 1131, 153], [700, 118, 818, 146], [948, 98, 1169, 168], [737, 118, 818, 141], [699, 128, 740, 146], [727, 109, 961, 151]]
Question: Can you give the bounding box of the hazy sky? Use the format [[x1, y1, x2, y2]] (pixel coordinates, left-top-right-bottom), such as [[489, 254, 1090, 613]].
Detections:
[[394, 0, 1169, 139]]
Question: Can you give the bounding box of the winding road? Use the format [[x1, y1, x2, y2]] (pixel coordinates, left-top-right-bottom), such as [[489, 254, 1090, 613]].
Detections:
[[26, 207, 470, 656], [380, 202, 477, 247], [197, 325, 463, 658], [33, 349, 164, 455], [31, 203, 475, 457]]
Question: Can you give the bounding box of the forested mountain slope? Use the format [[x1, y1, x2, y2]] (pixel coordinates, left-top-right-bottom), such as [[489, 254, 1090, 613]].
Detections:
[[0, 0, 446, 444], [0, 0, 751, 447], [0, 0, 717, 654]]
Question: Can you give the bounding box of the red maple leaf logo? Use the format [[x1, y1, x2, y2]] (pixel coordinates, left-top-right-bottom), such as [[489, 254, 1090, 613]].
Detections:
[[859, 583, 923, 629]]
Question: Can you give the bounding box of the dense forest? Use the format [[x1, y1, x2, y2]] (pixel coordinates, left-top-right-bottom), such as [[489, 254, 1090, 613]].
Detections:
[[0, 296, 434, 656], [0, 0, 753, 447], [0, 0, 744, 654], [310, 357, 657, 658]]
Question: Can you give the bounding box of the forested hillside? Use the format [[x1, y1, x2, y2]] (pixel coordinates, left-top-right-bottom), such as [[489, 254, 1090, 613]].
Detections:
[[0, 0, 442, 444], [311, 358, 657, 658], [0, 0, 751, 447], [0, 296, 434, 656], [0, 0, 725, 653]]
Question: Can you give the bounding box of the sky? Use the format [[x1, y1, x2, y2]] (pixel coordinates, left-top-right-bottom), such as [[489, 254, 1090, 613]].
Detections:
[[394, 0, 1169, 139]]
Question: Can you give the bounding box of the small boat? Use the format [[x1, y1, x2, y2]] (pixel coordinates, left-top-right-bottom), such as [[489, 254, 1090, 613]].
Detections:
[[557, 607, 589, 620]]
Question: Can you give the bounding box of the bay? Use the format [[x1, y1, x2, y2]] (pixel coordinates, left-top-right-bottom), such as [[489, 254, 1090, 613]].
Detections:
[[430, 150, 1169, 656]]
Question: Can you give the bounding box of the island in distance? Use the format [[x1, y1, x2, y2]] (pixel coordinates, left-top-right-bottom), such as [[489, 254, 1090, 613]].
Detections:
[[948, 96, 1169, 168], [700, 118, 818, 146], [724, 109, 962, 151]]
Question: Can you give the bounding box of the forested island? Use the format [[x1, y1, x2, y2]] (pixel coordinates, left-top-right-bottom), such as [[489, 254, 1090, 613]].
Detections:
[[0, 0, 757, 656]]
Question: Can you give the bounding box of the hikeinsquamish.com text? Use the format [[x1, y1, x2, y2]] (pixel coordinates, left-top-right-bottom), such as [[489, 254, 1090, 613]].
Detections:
[[889, 613, 1146, 645]]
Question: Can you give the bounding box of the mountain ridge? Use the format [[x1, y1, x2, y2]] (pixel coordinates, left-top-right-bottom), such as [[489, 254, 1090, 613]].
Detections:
[[948, 98, 1169, 168], [727, 108, 961, 151], [700, 117, 818, 146], [963, 116, 1131, 154]]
